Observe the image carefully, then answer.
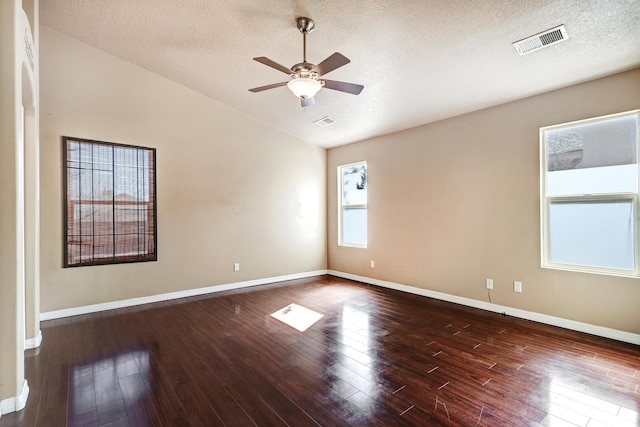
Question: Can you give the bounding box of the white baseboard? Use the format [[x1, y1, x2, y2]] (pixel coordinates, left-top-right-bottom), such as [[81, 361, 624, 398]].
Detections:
[[0, 380, 29, 418], [25, 330, 42, 350], [328, 270, 640, 346], [38, 269, 640, 345], [40, 270, 329, 321]]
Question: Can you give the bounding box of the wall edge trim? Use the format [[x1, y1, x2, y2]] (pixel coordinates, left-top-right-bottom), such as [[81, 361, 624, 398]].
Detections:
[[40, 270, 329, 321], [0, 379, 29, 418], [25, 330, 42, 350], [328, 270, 640, 345]]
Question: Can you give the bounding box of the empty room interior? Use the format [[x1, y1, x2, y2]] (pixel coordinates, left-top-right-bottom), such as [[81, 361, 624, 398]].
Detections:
[[2, 1, 640, 426]]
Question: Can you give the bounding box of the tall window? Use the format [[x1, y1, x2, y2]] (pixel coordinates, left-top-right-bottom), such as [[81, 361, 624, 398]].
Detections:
[[540, 110, 639, 276], [63, 137, 157, 267], [339, 161, 367, 247]]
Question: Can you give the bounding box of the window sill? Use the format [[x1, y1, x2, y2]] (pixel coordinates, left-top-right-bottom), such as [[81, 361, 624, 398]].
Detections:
[[339, 243, 368, 249], [542, 263, 639, 278]]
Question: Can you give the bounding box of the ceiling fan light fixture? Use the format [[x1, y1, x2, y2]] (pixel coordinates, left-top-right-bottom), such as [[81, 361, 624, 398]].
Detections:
[[287, 77, 322, 99]]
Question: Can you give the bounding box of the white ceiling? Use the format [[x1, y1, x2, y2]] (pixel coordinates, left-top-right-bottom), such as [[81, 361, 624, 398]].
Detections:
[[40, 0, 640, 148]]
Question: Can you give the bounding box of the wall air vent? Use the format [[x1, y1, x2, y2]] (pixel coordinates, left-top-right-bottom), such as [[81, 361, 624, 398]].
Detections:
[[513, 25, 568, 56], [314, 116, 337, 127]]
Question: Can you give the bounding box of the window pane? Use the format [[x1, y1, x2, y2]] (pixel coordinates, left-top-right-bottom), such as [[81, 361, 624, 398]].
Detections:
[[549, 200, 634, 271], [342, 164, 367, 206], [546, 115, 638, 195], [343, 207, 367, 246], [547, 164, 638, 196], [546, 115, 637, 171]]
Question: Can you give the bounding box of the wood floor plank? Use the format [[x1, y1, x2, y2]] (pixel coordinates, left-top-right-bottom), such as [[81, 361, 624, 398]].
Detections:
[[1, 275, 639, 426]]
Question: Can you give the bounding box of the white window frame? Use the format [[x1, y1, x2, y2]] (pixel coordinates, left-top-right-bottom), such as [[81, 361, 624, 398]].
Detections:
[[540, 110, 640, 277], [338, 161, 367, 248]]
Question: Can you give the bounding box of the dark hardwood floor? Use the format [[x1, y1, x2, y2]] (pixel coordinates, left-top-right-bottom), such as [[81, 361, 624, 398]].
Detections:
[[1, 275, 639, 426]]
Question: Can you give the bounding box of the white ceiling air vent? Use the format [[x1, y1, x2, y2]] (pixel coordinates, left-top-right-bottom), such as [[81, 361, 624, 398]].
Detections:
[[513, 25, 568, 56], [314, 116, 337, 127]]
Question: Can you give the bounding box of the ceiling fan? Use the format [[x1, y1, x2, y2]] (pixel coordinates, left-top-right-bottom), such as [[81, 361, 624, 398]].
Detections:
[[249, 17, 364, 107]]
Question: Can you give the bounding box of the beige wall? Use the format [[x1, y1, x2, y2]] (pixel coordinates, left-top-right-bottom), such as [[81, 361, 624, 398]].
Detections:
[[39, 27, 327, 312], [37, 26, 640, 335], [328, 68, 640, 335]]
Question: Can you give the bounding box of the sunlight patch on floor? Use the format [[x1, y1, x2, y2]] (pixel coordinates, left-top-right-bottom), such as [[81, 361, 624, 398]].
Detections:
[[271, 303, 324, 332]]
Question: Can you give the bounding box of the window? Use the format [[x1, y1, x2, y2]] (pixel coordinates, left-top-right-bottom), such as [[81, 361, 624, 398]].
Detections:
[[63, 137, 157, 267], [540, 110, 639, 276], [339, 161, 367, 247]]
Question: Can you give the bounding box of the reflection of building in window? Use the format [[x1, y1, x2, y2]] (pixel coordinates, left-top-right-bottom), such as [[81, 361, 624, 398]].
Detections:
[[547, 118, 636, 172], [547, 128, 584, 171], [63, 137, 157, 267]]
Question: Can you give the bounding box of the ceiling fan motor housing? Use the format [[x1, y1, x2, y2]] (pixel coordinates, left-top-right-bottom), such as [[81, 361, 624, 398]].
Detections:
[[291, 62, 320, 80]]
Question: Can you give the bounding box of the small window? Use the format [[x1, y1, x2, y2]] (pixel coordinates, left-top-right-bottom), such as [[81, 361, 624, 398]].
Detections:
[[339, 161, 367, 247], [63, 137, 157, 267], [540, 110, 639, 276]]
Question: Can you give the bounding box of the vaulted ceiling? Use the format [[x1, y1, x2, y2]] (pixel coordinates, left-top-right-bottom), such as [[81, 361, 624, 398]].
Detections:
[[40, 1, 640, 148]]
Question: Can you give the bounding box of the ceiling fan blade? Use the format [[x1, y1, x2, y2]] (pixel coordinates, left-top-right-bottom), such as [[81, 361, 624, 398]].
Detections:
[[253, 57, 292, 75], [301, 96, 315, 108], [312, 52, 350, 77], [248, 81, 288, 93], [322, 79, 364, 95]]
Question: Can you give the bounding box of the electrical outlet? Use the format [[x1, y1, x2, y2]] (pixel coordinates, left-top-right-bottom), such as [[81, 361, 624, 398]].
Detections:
[[486, 279, 493, 289], [514, 281, 522, 293], [234, 263, 240, 272], [370, 260, 375, 268]]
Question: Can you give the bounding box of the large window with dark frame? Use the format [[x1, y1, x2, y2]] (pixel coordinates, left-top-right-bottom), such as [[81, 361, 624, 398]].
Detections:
[[63, 137, 157, 267]]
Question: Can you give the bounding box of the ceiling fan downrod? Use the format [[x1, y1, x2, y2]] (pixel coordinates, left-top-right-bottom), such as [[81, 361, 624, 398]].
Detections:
[[297, 17, 314, 64]]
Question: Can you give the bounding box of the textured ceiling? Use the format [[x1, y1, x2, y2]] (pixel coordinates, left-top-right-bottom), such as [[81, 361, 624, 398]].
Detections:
[[40, 0, 640, 148]]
